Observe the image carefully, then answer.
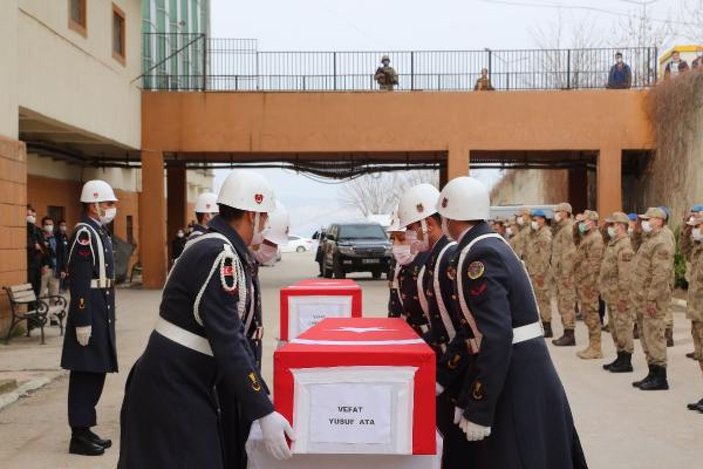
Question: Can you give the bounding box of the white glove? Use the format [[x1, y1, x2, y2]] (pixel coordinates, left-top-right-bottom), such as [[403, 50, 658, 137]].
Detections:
[[257, 411, 296, 460], [76, 326, 92, 346], [436, 382, 445, 396], [459, 416, 491, 442], [453, 406, 463, 425]]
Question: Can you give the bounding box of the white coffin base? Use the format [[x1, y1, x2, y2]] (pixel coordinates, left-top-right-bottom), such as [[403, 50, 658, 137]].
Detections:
[[246, 423, 443, 469]]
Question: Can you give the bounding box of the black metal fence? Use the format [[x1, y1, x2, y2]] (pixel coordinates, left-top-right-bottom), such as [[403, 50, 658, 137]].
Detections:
[[141, 35, 658, 92]]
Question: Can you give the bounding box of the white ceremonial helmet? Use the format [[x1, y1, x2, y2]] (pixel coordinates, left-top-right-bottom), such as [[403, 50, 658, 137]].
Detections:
[[195, 192, 218, 214], [437, 176, 490, 221], [217, 170, 276, 213], [397, 183, 440, 228], [80, 180, 118, 203], [264, 201, 290, 246]]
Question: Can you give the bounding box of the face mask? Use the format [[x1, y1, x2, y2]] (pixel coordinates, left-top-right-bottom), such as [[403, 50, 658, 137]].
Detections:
[[43, 225, 54, 234], [414, 219, 430, 252], [517, 217, 525, 227], [628, 227, 634, 236], [607, 226, 617, 239], [99, 206, 117, 225], [554, 213, 562, 223], [530, 221, 539, 231], [641, 220, 652, 233], [616, 58, 623, 64], [27, 215, 36, 224], [392, 244, 416, 266], [177, 231, 184, 238], [692, 228, 702, 241], [441, 217, 452, 240], [60, 225, 67, 233], [254, 243, 278, 264], [250, 212, 269, 247], [506, 227, 513, 237], [578, 222, 588, 234]]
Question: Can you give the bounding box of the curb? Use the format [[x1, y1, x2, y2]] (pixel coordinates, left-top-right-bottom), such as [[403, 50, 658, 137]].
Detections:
[[0, 372, 64, 412]]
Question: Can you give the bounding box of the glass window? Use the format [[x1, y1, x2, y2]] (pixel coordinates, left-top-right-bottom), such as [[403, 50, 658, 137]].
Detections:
[[112, 4, 126, 64], [338, 224, 386, 240], [68, 0, 87, 36]]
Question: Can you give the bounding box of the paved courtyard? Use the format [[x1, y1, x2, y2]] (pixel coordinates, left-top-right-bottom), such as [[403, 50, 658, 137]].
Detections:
[[0, 251, 701, 468]]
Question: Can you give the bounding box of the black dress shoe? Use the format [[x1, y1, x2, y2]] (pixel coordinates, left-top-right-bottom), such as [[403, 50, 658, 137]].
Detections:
[[86, 429, 112, 449], [687, 398, 703, 411], [69, 433, 105, 456]]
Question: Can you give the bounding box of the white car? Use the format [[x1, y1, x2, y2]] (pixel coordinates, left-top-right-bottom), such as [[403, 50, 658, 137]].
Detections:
[[281, 235, 314, 253]]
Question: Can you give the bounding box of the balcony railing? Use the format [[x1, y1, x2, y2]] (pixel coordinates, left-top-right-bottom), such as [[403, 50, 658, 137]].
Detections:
[[141, 34, 658, 92]]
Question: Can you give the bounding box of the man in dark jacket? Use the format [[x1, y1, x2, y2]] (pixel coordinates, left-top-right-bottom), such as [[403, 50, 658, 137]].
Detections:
[[437, 176, 588, 469], [26, 206, 43, 296], [61, 180, 120, 456], [607, 52, 632, 89]]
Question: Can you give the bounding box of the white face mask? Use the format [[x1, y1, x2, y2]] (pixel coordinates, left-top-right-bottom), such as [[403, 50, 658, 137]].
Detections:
[[641, 220, 652, 233], [554, 213, 562, 223], [517, 217, 525, 227], [27, 215, 36, 224], [628, 227, 634, 235], [43, 225, 54, 234], [60, 225, 67, 233], [392, 244, 416, 266], [99, 206, 117, 225], [441, 217, 452, 240], [530, 220, 539, 231], [506, 227, 513, 237], [254, 243, 278, 264], [607, 226, 617, 239], [692, 228, 702, 241], [177, 231, 185, 238], [250, 212, 269, 247], [413, 219, 431, 253]]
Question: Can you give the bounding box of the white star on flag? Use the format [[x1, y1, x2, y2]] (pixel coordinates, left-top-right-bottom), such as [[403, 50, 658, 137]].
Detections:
[[333, 327, 395, 334]]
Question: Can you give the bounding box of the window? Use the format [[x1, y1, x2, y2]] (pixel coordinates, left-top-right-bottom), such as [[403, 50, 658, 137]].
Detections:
[[126, 215, 134, 245], [68, 0, 87, 36], [112, 3, 126, 65]]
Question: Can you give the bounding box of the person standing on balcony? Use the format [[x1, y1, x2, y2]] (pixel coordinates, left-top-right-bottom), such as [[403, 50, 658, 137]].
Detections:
[[374, 55, 398, 90], [607, 52, 632, 89], [474, 68, 495, 91], [692, 46, 703, 69]]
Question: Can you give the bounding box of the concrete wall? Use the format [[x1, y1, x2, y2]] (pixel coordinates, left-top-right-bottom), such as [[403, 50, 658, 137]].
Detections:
[[17, 0, 141, 148], [0, 0, 18, 138], [491, 170, 570, 206]]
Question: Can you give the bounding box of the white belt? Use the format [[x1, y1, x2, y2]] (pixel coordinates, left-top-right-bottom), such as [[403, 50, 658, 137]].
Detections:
[[154, 317, 214, 357], [512, 321, 543, 344], [419, 324, 430, 334], [91, 279, 114, 289]]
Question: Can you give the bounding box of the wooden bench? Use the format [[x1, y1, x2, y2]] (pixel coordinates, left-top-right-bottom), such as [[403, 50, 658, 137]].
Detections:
[[3, 284, 67, 345]]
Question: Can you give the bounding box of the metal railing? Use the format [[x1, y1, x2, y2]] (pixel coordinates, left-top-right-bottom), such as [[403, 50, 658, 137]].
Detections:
[[140, 35, 658, 92]]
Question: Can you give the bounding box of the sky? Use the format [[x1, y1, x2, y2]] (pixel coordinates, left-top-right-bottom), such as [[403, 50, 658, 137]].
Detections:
[[207, 0, 695, 236]]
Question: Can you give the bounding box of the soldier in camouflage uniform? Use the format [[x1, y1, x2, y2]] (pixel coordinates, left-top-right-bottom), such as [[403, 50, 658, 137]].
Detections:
[[631, 207, 674, 391], [524, 209, 553, 337], [512, 207, 532, 259], [682, 204, 703, 360], [551, 202, 578, 346], [507, 216, 520, 252], [575, 210, 604, 359], [599, 212, 635, 372], [374, 55, 399, 91], [684, 214, 703, 411], [659, 207, 677, 347]]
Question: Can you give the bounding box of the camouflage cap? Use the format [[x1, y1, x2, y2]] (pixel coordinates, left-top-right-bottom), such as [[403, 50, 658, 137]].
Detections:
[[492, 216, 506, 225], [555, 202, 573, 214], [516, 207, 531, 217], [574, 213, 585, 222], [381, 54, 390, 62], [687, 214, 703, 226], [639, 207, 666, 220], [583, 210, 599, 221], [507, 216, 519, 225], [605, 211, 630, 225]]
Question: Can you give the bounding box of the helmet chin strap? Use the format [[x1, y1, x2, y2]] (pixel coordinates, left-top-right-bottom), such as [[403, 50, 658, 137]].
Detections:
[[420, 218, 428, 239]]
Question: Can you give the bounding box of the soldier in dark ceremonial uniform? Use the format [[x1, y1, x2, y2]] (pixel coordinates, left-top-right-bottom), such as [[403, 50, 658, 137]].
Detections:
[[188, 191, 219, 240], [437, 176, 588, 469], [60, 180, 119, 456], [118, 171, 294, 468]]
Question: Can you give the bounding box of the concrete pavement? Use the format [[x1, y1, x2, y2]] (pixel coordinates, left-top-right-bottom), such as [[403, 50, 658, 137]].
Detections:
[[0, 251, 702, 468]]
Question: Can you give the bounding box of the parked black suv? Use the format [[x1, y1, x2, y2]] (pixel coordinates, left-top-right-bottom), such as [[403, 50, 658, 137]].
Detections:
[[322, 222, 391, 279]]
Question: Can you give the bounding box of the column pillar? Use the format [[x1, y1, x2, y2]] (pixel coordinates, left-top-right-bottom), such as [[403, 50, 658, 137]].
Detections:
[[446, 145, 470, 187], [597, 147, 622, 217], [140, 150, 167, 288], [166, 162, 187, 259]]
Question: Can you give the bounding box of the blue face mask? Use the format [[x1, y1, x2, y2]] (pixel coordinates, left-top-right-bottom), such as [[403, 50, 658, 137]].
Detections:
[[578, 222, 589, 234]]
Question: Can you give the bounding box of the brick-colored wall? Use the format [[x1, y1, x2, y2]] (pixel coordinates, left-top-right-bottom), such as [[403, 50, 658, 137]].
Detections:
[[0, 136, 28, 334]]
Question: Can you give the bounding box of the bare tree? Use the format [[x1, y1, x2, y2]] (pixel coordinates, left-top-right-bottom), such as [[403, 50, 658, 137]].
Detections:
[[339, 170, 439, 216], [680, 0, 703, 43]]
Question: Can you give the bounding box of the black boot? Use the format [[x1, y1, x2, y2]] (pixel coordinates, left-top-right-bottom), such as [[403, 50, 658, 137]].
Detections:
[[609, 352, 633, 373], [686, 398, 703, 411], [543, 322, 553, 339], [665, 328, 674, 347], [69, 428, 105, 456], [603, 352, 621, 371], [552, 329, 575, 346], [639, 365, 669, 391], [85, 428, 112, 449], [632, 364, 654, 388]]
